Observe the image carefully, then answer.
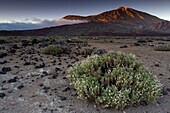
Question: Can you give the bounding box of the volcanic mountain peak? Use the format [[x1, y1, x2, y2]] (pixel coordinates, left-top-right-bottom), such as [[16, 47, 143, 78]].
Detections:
[[1, 6, 170, 36], [63, 6, 160, 23]]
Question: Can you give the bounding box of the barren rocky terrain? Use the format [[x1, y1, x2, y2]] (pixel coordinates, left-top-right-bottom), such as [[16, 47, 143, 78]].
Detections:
[[0, 36, 170, 113]]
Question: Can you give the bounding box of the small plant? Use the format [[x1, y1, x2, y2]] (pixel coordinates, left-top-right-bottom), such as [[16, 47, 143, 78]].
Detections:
[[154, 44, 170, 51], [44, 45, 63, 56], [81, 48, 93, 55], [67, 51, 162, 109]]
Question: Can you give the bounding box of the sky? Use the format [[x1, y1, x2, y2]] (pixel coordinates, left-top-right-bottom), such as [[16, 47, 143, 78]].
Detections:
[[0, 0, 170, 30]]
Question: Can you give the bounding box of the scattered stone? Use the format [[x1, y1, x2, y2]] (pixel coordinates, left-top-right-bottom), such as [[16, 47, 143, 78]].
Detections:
[[167, 88, 170, 92], [9, 49, 16, 53], [93, 48, 107, 55], [24, 62, 31, 66], [63, 71, 66, 74], [58, 96, 66, 101], [51, 75, 58, 79], [120, 45, 128, 48], [0, 39, 7, 44], [0, 60, 7, 64], [42, 71, 48, 76], [2, 80, 6, 83], [12, 44, 19, 49], [38, 43, 48, 48], [19, 94, 23, 97], [134, 43, 140, 46], [159, 73, 163, 76], [25, 48, 36, 54], [31, 38, 40, 45], [21, 40, 29, 46], [39, 83, 44, 87], [0, 92, 6, 98], [58, 63, 61, 65], [162, 87, 169, 95], [2, 67, 12, 73], [137, 39, 147, 43], [51, 60, 56, 63], [35, 63, 45, 68], [43, 86, 50, 93], [147, 40, 153, 42], [62, 76, 66, 79], [67, 64, 72, 68], [0, 71, 6, 74], [0, 52, 7, 58], [63, 87, 70, 92], [154, 62, 160, 67], [7, 77, 18, 83], [140, 101, 148, 106], [14, 66, 20, 68], [18, 84, 24, 89], [8, 89, 13, 93]]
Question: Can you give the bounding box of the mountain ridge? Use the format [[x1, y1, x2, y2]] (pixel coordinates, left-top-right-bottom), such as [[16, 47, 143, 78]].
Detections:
[[0, 6, 170, 36], [63, 6, 161, 24]]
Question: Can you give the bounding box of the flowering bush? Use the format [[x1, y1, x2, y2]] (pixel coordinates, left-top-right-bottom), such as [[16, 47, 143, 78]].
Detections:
[[67, 51, 162, 109]]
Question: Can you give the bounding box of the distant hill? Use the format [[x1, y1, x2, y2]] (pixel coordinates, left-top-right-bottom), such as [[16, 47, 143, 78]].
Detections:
[[0, 6, 170, 36]]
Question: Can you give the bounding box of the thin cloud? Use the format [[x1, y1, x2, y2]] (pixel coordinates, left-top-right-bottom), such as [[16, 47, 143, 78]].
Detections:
[[0, 18, 87, 30]]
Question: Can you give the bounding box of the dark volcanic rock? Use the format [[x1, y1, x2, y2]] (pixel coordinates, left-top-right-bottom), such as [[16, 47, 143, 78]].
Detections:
[[162, 87, 169, 95], [7, 77, 18, 83], [12, 44, 19, 49], [22, 40, 29, 46], [0, 52, 7, 58], [0, 71, 6, 74], [55, 67, 62, 72], [17, 84, 24, 89], [67, 64, 72, 68], [2, 67, 12, 72], [24, 62, 31, 66], [63, 87, 71, 92], [38, 43, 49, 48], [134, 43, 140, 46], [137, 39, 147, 43], [154, 62, 160, 67], [31, 38, 40, 45], [9, 49, 16, 53], [0, 60, 7, 64], [58, 96, 67, 101], [120, 45, 128, 48], [0, 39, 7, 44], [8, 89, 13, 93], [25, 48, 36, 54], [0, 92, 6, 98], [93, 48, 107, 55], [35, 63, 45, 68]]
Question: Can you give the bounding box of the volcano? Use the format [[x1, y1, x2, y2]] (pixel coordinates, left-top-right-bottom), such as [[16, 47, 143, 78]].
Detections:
[[1, 6, 170, 36]]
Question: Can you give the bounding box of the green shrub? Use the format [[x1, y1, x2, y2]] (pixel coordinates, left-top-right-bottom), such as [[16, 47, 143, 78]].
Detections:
[[67, 51, 162, 109], [81, 48, 93, 55], [154, 44, 170, 51], [44, 45, 63, 56]]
